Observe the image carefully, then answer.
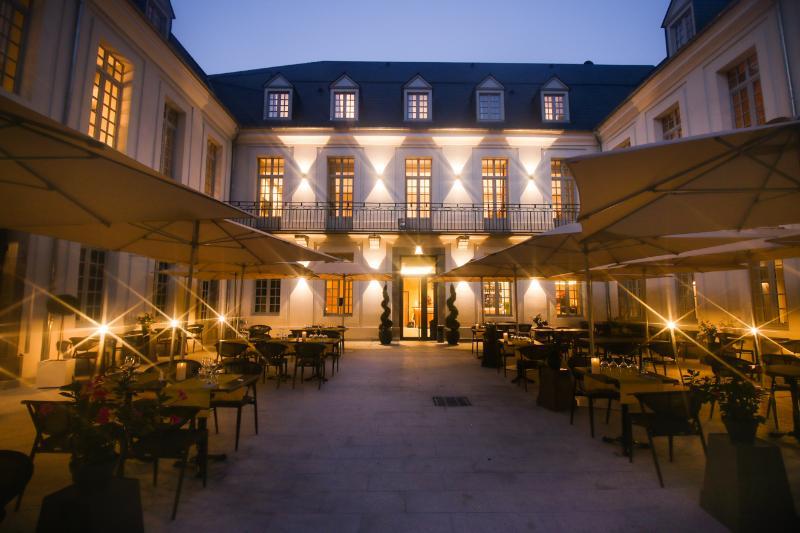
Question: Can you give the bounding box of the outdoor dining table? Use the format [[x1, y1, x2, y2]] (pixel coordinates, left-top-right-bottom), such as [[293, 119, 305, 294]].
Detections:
[[766, 347, 800, 443], [580, 367, 682, 457], [502, 337, 545, 384]]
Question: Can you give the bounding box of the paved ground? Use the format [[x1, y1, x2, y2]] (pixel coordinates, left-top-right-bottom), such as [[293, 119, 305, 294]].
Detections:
[[1, 342, 799, 532]]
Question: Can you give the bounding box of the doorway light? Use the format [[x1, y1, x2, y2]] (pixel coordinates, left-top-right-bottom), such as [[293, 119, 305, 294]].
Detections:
[[400, 265, 435, 276], [414, 245, 423, 255], [368, 234, 381, 250], [456, 235, 469, 250]]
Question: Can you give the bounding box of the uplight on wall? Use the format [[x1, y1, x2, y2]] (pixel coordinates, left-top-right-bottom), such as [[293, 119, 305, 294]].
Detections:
[[295, 234, 309, 247], [368, 234, 381, 250], [414, 245, 423, 255], [456, 235, 469, 250]]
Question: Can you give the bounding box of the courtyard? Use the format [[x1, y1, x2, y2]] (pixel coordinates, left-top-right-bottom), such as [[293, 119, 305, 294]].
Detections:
[[2, 342, 799, 532]]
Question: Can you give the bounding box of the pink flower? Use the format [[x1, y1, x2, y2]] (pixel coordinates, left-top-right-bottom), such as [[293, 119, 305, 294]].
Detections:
[[95, 406, 111, 424], [176, 390, 188, 401], [168, 415, 182, 426]]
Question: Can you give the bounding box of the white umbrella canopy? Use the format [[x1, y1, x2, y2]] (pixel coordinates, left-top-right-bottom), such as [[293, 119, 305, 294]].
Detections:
[[308, 261, 391, 281], [0, 94, 243, 228], [567, 120, 800, 240], [165, 261, 317, 281]]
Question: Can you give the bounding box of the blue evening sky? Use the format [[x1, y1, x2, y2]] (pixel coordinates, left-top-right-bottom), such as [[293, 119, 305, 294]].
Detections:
[[172, 0, 671, 75]]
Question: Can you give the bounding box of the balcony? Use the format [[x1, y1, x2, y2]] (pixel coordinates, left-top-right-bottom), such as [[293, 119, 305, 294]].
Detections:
[[229, 201, 578, 234]]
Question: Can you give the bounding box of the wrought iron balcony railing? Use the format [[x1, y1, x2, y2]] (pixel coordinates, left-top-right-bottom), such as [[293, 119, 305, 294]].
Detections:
[[229, 201, 578, 234]]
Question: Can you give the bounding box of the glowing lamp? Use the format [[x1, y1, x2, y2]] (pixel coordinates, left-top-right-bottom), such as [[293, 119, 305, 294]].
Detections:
[[750, 326, 759, 336], [414, 245, 423, 255], [368, 234, 381, 250], [218, 315, 226, 323], [170, 319, 180, 329], [456, 235, 469, 250], [666, 321, 677, 330], [96, 324, 109, 335]]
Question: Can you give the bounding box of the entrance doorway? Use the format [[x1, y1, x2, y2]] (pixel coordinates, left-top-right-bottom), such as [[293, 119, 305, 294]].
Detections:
[[400, 256, 438, 340]]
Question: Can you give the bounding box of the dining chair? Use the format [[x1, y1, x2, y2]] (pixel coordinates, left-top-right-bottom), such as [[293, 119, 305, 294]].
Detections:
[[215, 340, 249, 360], [630, 390, 707, 487], [119, 405, 206, 520], [516, 344, 548, 391], [567, 355, 619, 438], [471, 327, 484, 358], [323, 331, 342, 375], [211, 360, 261, 451], [186, 324, 205, 352], [763, 353, 797, 431], [642, 341, 677, 375], [293, 342, 327, 390], [247, 324, 271, 340], [254, 341, 289, 386]]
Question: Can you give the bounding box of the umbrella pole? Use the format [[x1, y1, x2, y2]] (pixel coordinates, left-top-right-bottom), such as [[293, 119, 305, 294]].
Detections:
[[341, 274, 346, 329], [641, 270, 649, 372], [480, 277, 485, 325], [584, 249, 596, 360], [513, 268, 519, 332], [238, 265, 245, 334], [178, 221, 200, 367]]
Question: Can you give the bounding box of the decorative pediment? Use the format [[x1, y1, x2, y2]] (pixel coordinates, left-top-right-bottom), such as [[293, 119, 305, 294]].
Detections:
[[264, 74, 292, 89], [476, 76, 504, 91], [331, 74, 359, 89], [542, 76, 569, 92], [404, 75, 431, 90]]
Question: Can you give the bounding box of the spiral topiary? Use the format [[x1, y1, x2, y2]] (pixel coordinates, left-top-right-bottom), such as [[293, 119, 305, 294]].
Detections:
[[378, 282, 393, 345], [445, 284, 460, 345]]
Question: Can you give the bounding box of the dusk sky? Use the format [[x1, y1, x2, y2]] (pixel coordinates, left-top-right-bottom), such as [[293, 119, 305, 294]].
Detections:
[[172, 0, 672, 74]]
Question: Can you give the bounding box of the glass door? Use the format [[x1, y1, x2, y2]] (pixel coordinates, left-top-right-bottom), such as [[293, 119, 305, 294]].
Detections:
[[402, 276, 437, 340], [327, 157, 354, 230]]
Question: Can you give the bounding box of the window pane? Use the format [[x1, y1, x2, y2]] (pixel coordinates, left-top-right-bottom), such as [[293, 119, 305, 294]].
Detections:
[[258, 157, 284, 217], [88, 46, 126, 148], [727, 53, 765, 129]]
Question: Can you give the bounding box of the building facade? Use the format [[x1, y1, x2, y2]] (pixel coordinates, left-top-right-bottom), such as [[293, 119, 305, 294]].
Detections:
[[0, 0, 797, 382]]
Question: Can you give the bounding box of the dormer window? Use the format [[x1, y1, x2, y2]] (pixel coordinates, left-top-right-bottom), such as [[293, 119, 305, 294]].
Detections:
[[404, 75, 432, 121], [144, 0, 174, 38], [476, 76, 504, 122], [263, 74, 293, 120], [330, 75, 359, 121], [541, 77, 570, 122], [669, 6, 694, 54]]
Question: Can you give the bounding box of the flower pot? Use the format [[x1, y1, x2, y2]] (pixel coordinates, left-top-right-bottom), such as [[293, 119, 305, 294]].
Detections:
[[723, 418, 759, 445], [378, 328, 392, 345], [70, 454, 118, 491], [445, 330, 460, 345]]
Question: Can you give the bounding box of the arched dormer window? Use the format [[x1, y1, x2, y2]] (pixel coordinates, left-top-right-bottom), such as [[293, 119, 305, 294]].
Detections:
[[404, 75, 432, 121], [330, 74, 359, 121], [476, 76, 504, 122], [263, 74, 293, 120], [541, 77, 570, 123]]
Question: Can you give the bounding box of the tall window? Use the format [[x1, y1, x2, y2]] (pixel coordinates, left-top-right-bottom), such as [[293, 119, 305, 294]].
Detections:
[[551, 159, 578, 224], [204, 140, 218, 197], [152, 261, 170, 313], [618, 279, 645, 321], [266, 90, 290, 119], [78, 247, 106, 321], [328, 157, 354, 219], [405, 158, 431, 219], [659, 106, 682, 140], [555, 280, 582, 317], [752, 259, 788, 327], [89, 45, 126, 148], [406, 92, 429, 120], [257, 157, 284, 218], [481, 158, 507, 220], [669, 7, 694, 53], [333, 91, 356, 119], [477, 92, 503, 121], [483, 281, 512, 316], [727, 53, 765, 129], [0, 0, 30, 93], [543, 93, 567, 121], [197, 280, 219, 320], [674, 272, 697, 321], [254, 279, 281, 314], [325, 279, 353, 316], [159, 105, 180, 179]]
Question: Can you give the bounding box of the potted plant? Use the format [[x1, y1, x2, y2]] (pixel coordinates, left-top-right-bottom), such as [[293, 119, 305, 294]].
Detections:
[[136, 313, 155, 336], [698, 320, 718, 348], [378, 282, 393, 345], [685, 369, 766, 445], [444, 284, 460, 345], [532, 313, 549, 328]]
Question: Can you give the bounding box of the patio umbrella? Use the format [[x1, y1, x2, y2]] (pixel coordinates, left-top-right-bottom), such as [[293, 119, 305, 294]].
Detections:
[[438, 224, 748, 356], [567, 120, 800, 240], [308, 262, 392, 327]]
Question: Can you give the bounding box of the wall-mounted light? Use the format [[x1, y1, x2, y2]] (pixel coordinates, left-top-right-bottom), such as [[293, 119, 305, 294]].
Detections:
[[414, 245, 423, 255], [218, 314, 226, 324], [368, 234, 381, 250], [170, 318, 180, 329], [456, 235, 469, 250], [96, 324, 109, 335], [295, 234, 309, 247], [666, 321, 677, 330]]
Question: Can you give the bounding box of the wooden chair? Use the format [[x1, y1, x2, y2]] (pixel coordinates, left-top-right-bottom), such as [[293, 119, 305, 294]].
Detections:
[[254, 341, 289, 386], [567, 356, 619, 438], [186, 324, 205, 352], [0, 450, 33, 522], [211, 360, 261, 451], [215, 340, 249, 360], [471, 327, 484, 357], [293, 342, 326, 390], [630, 390, 707, 487]]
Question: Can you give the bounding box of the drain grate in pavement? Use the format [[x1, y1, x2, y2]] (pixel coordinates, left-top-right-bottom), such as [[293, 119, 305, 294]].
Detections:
[[432, 396, 472, 407]]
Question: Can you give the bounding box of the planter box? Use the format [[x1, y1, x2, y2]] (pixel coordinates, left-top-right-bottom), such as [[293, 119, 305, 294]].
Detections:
[[537, 367, 573, 412], [700, 433, 798, 532], [36, 359, 76, 388]]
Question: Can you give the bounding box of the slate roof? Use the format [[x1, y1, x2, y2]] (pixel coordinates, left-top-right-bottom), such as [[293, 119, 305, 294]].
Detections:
[[208, 61, 654, 131]]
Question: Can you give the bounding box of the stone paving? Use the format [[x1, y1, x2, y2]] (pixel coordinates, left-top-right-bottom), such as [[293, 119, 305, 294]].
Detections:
[[1, 341, 799, 532]]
